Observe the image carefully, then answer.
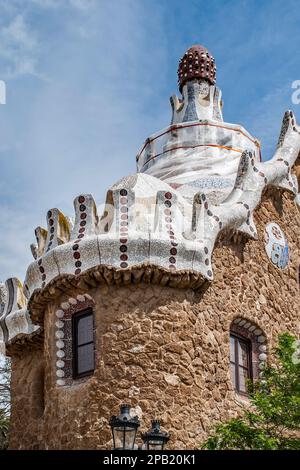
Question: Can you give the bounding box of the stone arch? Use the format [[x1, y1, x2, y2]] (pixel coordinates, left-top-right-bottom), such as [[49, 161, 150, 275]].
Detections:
[[230, 317, 268, 382], [55, 293, 95, 387]]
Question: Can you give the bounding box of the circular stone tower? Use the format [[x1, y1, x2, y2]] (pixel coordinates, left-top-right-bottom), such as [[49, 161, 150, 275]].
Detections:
[[1, 45, 300, 450]]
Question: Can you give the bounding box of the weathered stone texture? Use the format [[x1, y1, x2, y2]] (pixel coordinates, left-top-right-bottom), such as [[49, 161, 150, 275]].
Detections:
[[9, 346, 44, 449], [8, 192, 300, 449]]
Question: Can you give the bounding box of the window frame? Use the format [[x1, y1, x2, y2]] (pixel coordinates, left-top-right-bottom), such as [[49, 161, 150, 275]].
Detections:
[[230, 332, 253, 396], [72, 307, 95, 380]]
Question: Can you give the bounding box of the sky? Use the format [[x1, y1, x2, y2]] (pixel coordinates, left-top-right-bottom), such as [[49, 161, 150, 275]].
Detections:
[[0, 0, 300, 282]]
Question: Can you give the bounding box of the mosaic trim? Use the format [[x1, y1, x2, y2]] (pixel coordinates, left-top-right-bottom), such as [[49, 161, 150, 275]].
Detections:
[[232, 317, 268, 380], [72, 195, 88, 276], [177, 45, 216, 91], [212, 87, 223, 121], [163, 191, 178, 271], [0, 278, 37, 353], [264, 223, 289, 270], [2, 94, 300, 347], [37, 258, 47, 289], [55, 293, 95, 387], [137, 121, 261, 164], [277, 110, 300, 147], [119, 189, 129, 269], [46, 210, 55, 252], [182, 82, 198, 122]]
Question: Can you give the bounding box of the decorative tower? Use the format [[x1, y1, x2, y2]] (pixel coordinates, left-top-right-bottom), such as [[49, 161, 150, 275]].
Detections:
[[0, 45, 299, 450], [137, 44, 261, 204]]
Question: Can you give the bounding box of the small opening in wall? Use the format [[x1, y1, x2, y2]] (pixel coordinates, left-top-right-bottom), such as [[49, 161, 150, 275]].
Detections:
[[72, 308, 95, 379], [230, 319, 267, 396], [230, 333, 253, 396]]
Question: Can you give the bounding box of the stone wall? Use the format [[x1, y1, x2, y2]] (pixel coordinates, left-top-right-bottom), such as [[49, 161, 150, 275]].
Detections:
[[9, 191, 300, 449], [9, 344, 44, 449]]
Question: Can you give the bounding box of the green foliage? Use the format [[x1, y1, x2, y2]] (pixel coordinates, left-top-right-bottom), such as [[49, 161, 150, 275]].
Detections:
[[202, 333, 300, 450]]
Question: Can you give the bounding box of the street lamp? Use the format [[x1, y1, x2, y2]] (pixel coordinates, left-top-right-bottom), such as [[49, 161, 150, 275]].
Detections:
[[141, 420, 170, 450], [109, 404, 140, 450]]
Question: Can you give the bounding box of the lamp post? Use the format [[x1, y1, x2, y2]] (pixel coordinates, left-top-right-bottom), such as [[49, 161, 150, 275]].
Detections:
[[109, 404, 140, 450], [141, 420, 170, 450]]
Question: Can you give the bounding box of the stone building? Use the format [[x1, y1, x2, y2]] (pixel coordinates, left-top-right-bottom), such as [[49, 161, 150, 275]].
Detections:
[[0, 45, 299, 450]]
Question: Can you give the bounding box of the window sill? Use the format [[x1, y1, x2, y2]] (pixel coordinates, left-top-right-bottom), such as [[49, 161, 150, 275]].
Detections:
[[234, 392, 251, 408]]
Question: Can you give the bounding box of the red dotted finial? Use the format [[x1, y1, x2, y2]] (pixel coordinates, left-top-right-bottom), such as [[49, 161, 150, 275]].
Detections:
[[177, 44, 216, 92]]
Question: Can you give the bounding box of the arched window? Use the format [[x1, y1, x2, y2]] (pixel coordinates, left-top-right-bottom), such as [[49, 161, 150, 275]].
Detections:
[[55, 294, 95, 386], [230, 333, 252, 395], [73, 308, 95, 379], [230, 318, 267, 396]]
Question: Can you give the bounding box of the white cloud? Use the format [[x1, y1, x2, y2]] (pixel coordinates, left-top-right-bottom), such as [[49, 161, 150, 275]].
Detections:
[[69, 0, 96, 10], [2, 14, 36, 49], [28, 0, 61, 7], [0, 14, 38, 78]]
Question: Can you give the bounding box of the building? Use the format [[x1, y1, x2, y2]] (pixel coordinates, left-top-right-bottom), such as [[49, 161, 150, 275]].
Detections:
[[0, 45, 299, 450]]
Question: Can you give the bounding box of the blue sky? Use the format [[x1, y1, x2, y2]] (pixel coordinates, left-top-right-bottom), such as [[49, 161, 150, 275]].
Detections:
[[0, 0, 299, 281]]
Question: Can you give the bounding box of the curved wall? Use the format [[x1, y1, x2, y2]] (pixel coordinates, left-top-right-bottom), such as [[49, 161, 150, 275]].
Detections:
[[8, 191, 300, 449]]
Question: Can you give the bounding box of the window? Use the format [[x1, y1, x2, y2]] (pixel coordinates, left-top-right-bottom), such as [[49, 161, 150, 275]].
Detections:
[[73, 308, 95, 379], [230, 333, 252, 395]]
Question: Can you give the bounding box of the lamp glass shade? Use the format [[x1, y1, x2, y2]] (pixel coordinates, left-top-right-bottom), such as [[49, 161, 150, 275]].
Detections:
[[109, 404, 140, 450], [112, 425, 138, 450], [141, 420, 169, 450]]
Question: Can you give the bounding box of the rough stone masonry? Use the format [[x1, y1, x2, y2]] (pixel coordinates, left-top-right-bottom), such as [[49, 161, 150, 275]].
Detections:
[[1, 45, 299, 449]]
